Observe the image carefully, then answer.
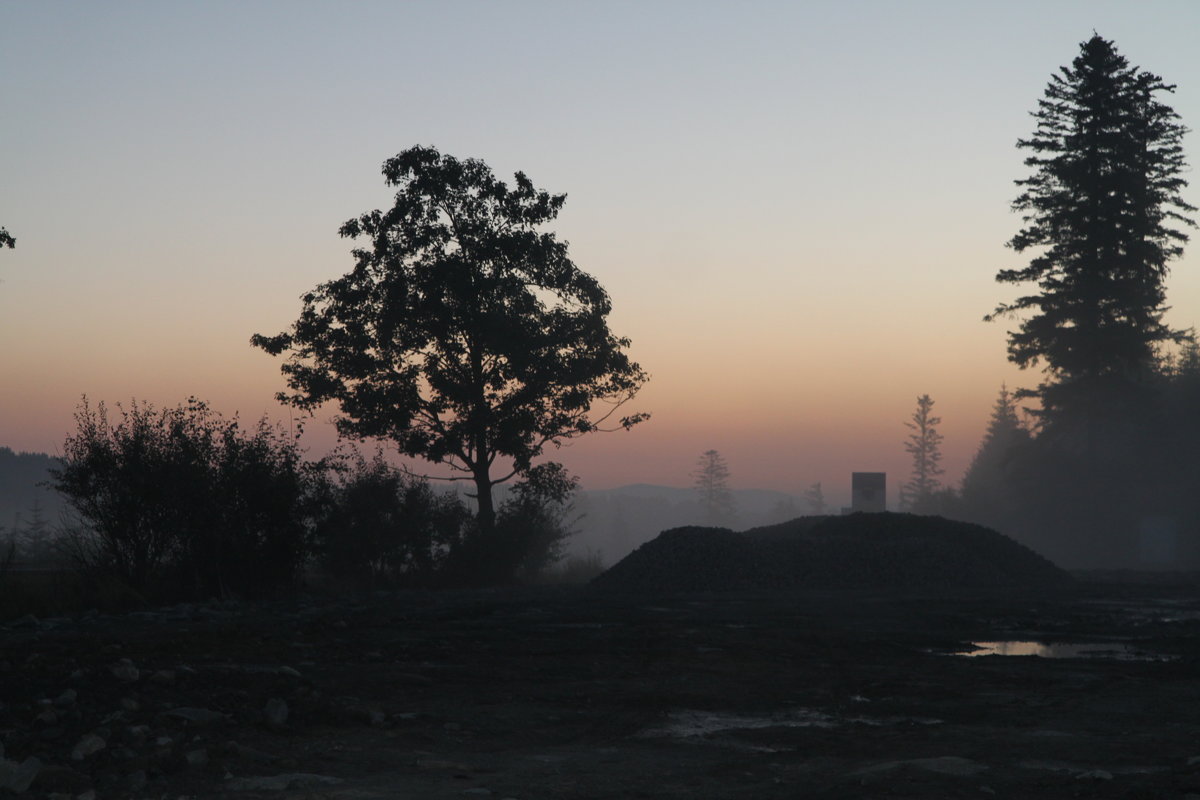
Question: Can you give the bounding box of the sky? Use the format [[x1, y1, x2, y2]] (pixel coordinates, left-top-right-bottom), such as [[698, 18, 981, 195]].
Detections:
[[3, 1, 1200, 508]]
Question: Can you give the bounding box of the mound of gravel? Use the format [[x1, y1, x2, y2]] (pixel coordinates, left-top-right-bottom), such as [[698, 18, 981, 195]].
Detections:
[[590, 513, 1071, 595]]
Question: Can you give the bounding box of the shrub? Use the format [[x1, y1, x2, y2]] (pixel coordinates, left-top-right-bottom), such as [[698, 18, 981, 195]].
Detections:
[[50, 397, 324, 601], [314, 454, 471, 588]]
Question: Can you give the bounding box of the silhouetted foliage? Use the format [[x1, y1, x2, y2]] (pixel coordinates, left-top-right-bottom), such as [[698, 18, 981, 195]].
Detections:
[[901, 395, 944, 510], [253, 145, 648, 547], [0, 228, 13, 249], [988, 34, 1196, 430], [315, 453, 472, 588], [692, 449, 734, 524], [50, 398, 324, 600]]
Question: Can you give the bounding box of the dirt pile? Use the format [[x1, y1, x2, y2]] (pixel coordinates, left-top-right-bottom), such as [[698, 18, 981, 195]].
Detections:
[[591, 512, 1072, 595]]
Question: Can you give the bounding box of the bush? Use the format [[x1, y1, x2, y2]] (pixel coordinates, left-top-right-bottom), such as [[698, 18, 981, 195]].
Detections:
[[50, 397, 325, 601], [445, 463, 579, 585], [314, 454, 472, 588]]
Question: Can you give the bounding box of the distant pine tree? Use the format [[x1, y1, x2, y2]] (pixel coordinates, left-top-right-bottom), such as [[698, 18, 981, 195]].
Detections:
[[960, 385, 1032, 529], [692, 450, 735, 525], [901, 395, 944, 511]]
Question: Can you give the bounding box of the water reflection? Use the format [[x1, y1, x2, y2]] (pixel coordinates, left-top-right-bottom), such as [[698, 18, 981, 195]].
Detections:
[[961, 641, 1170, 660]]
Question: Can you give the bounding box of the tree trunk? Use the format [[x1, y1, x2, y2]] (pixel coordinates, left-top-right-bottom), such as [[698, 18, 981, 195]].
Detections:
[[473, 466, 495, 537]]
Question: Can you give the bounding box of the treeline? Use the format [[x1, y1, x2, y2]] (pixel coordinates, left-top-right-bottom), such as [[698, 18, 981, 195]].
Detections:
[[946, 352, 1200, 568], [5, 397, 576, 607]]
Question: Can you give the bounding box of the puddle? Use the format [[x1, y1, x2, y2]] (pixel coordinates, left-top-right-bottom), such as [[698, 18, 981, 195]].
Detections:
[[957, 641, 1173, 660], [639, 709, 941, 740]]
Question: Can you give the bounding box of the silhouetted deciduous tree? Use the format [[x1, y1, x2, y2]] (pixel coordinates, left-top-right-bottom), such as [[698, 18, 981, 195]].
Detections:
[[987, 34, 1196, 429], [692, 449, 734, 524], [902, 395, 944, 510], [0, 228, 13, 249], [253, 146, 648, 544]]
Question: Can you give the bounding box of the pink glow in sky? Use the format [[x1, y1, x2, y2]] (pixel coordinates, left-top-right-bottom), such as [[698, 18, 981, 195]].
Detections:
[[3, 2, 1199, 509]]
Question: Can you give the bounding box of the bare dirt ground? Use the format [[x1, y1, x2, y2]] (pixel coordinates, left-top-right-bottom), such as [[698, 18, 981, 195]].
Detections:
[[3, 576, 1200, 798]]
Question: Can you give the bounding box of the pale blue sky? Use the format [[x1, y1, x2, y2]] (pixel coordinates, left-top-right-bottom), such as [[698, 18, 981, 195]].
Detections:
[[3, 1, 1199, 502]]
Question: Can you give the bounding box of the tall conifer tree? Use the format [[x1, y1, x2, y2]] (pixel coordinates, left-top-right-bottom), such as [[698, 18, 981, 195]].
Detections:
[[988, 35, 1195, 426]]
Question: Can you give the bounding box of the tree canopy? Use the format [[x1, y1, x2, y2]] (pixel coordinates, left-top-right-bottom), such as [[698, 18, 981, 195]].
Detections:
[[253, 146, 648, 532], [988, 34, 1195, 424], [0, 228, 13, 249]]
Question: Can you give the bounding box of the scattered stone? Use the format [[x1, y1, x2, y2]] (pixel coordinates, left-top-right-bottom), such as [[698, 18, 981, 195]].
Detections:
[[224, 741, 280, 764], [125, 725, 151, 746], [150, 669, 176, 684], [417, 758, 475, 772], [166, 707, 230, 726], [855, 756, 989, 783], [0, 756, 43, 793], [78, 790, 97, 800], [126, 769, 148, 792], [119, 697, 140, 712], [54, 689, 78, 707], [1077, 769, 1114, 780], [264, 698, 288, 729], [10, 613, 39, 628], [33, 764, 92, 794], [71, 734, 107, 761], [277, 666, 302, 678], [461, 789, 492, 797], [37, 708, 59, 724], [185, 748, 209, 769], [110, 659, 139, 683], [226, 773, 343, 791]]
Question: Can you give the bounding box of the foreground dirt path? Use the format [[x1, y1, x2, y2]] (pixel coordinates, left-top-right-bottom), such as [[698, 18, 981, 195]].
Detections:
[[3, 581, 1200, 798]]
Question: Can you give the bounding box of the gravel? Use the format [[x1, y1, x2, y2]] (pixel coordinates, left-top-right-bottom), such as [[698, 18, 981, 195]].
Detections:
[[590, 512, 1072, 595]]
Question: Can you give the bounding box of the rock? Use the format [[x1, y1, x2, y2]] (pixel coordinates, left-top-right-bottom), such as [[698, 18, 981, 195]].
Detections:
[[71, 734, 107, 761], [125, 725, 151, 746], [150, 669, 176, 684], [54, 689, 77, 707], [70, 734, 106, 762], [109, 659, 139, 682], [126, 769, 148, 792], [10, 614, 39, 628], [0, 756, 43, 793], [32, 764, 92, 794], [264, 697, 288, 729], [855, 756, 989, 783], [119, 697, 140, 712], [185, 748, 209, 768], [77, 790, 97, 800], [37, 708, 59, 724], [277, 666, 302, 678], [1076, 769, 1114, 780], [166, 707, 230, 726], [226, 773, 344, 791]]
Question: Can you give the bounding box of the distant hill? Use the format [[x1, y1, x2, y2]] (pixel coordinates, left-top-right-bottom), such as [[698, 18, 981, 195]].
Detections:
[[0, 447, 65, 532]]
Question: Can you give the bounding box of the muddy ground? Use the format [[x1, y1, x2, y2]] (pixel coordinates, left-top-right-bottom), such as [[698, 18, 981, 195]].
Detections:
[[2, 576, 1200, 799]]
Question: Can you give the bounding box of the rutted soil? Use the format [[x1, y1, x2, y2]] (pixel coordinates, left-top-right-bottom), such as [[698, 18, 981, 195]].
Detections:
[[3, 578, 1200, 798]]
